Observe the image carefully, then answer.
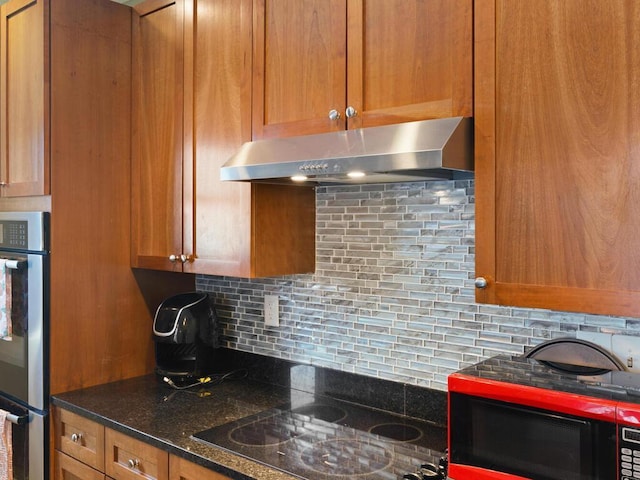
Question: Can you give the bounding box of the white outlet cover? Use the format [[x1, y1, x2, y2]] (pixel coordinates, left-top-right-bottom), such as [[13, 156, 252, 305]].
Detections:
[[264, 294, 279, 327], [612, 334, 640, 373]]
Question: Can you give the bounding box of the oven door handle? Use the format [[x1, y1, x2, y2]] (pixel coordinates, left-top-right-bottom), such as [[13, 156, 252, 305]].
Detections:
[[0, 258, 25, 270], [6, 413, 28, 425]]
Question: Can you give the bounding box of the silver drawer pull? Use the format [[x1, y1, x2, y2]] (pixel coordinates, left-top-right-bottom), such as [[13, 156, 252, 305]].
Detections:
[[70, 432, 83, 443], [128, 458, 140, 469]]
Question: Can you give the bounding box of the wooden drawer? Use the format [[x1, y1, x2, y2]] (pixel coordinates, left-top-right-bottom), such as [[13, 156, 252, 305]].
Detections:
[[55, 450, 105, 480], [105, 428, 168, 480], [55, 408, 105, 471], [169, 454, 231, 480]]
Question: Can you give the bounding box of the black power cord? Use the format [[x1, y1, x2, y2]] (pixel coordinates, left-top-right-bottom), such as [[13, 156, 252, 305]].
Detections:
[[162, 368, 248, 391]]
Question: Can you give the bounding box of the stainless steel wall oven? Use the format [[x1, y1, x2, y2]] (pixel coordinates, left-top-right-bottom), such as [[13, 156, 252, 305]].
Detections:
[[0, 212, 49, 479]]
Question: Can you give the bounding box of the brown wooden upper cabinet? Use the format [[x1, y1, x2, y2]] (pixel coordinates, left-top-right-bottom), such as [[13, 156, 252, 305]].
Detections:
[[131, 0, 315, 277], [0, 0, 49, 197], [475, 0, 640, 317], [252, 0, 473, 140]]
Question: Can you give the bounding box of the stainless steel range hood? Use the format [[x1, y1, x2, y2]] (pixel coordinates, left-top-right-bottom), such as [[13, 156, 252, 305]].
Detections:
[[221, 116, 473, 185]]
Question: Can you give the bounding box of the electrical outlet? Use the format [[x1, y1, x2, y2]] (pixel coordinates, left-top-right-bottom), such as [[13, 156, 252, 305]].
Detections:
[[612, 334, 640, 373], [264, 294, 279, 327]]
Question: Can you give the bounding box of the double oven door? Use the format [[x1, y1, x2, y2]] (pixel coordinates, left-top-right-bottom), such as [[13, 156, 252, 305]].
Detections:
[[0, 212, 49, 480]]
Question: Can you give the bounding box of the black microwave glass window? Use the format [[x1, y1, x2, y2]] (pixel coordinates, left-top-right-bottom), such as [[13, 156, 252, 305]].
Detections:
[[450, 393, 617, 480]]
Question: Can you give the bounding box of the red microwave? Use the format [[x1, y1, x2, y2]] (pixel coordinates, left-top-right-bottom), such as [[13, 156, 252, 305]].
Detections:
[[448, 355, 640, 480]]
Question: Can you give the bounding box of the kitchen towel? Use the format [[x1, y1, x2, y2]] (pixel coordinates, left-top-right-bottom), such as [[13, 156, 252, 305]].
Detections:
[[0, 410, 12, 480], [0, 259, 12, 342]]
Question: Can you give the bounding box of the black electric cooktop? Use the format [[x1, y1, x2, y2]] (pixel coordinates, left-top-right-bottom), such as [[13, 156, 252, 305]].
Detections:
[[192, 396, 446, 479]]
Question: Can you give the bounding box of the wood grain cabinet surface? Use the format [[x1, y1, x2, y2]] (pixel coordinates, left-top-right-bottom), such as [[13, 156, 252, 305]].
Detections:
[[54, 407, 231, 480], [475, 0, 640, 317], [169, 455, 232, 480], [0, 0, 49, 196], [54, 409, 105, 480], [252, 0, 473, 140], [131, 0, 315, 278], [105, 428, 168, 480]]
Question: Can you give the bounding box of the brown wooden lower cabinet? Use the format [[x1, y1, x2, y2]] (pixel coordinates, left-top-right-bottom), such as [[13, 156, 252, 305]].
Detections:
[[169, 455, 232, 480], [54, 407, 231, 480], [55, 451, 105, 480]]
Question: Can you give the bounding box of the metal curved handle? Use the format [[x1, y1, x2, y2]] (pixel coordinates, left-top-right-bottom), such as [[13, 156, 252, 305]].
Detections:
[[328, 109, 341, 121], [128, 458, 139, 469], [345, 106, 357, 118], [474, 277, 488, 289], [70, 432, 83, 443]]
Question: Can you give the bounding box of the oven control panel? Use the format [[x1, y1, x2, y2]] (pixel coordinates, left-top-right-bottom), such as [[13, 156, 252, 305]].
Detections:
[[620, 427, 640, 480], [0, 221, 27, 249]]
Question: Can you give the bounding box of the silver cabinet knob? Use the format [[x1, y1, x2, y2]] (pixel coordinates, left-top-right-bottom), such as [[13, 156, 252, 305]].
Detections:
[[345, 106, 357, 118], [328, 109, 341, 121], [128, 458, 139, 469], [474, 277, 488, 289], [180, 254, 192, 263], [169, 254, 177, 262], [70, 432, 82, 443]]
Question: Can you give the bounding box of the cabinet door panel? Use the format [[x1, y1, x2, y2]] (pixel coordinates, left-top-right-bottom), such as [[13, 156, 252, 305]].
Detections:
[[55, 451, 105, 480], [475, 0, 640, 316], [105, 428, 168, 480], [131, 0, 184, 271], [347, 0, 472, 130], [252, 0, 347, 139], [186, 0, 253, 275], [169, 455, 231, 480], [55, 408, 105, 472], [0, 0, 48, 197]]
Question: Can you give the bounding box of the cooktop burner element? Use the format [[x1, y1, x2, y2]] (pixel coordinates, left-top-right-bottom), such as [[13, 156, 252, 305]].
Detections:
[[291, 404, 347, 423], [369, 423, 423, 442], [192, 397, 446, 479], [300, 438, 393, 476], [227, 404, 349, 447], [229, 412, 303, 446]]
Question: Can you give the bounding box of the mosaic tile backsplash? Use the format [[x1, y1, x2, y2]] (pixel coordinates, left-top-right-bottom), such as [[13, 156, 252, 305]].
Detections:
[[196, 179, 640, 391]]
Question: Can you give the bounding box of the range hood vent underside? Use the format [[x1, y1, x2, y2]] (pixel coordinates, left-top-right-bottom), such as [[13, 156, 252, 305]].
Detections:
[[221, 116, 474, 185]]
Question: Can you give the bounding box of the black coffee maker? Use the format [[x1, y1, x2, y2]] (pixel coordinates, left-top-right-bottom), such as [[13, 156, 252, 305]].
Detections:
[[152, 292, 219, 380]]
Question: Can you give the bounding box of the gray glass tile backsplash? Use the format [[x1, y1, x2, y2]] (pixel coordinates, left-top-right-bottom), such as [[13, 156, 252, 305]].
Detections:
[[196, 179, 640, 391]]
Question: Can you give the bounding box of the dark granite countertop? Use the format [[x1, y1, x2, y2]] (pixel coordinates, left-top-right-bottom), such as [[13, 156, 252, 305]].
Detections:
[[52, 374, 313, 480], [52, 357, 446, 480]]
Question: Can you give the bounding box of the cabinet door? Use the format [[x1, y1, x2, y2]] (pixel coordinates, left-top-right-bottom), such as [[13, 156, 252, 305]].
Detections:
[[188, 0, 315, 277], [0, 0, 49, 197], [55, 451, 105, 480], [105, 428, 168, 480], [252, 0, 347, 139], [346, 0, 472, 130], [475, 0, 640, 317], [131, 0, 185, 271], [252, 0, 472, 139], [186, 0, 252, 275], [55, 408, 105, 472], [169, 455, 231, 480]]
